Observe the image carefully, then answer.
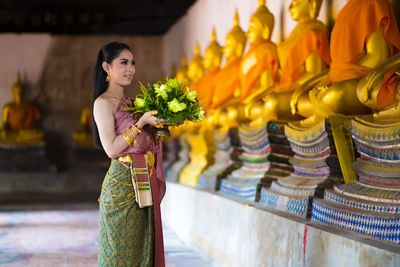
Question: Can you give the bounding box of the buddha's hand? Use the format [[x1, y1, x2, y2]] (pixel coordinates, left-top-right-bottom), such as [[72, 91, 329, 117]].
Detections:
[[356, 69, 381, 104], [357, 53, 400, 104]]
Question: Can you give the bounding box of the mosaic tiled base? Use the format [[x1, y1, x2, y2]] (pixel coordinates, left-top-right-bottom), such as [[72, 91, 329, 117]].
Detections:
[[334, 181, 400, 204], [220, 125, 270, 201], [259, 187, 309, 217], [324, 189, 400, 215], [165, 137, 190, 183], [312, 199, 400, 244], [358, 174, 400, 189], [258, 119, 342, 217], [219, 179, 259, 202], [198, 128, 241, 190], [163, 138, 180, 171]]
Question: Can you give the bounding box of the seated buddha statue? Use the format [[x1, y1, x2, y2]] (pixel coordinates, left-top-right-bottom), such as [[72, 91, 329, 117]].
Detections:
[[217, 0, 280, 129], [211, 9, 246, 110], [297, 0, 400, 121], [188, 42, 205, 89], [179, 31, 223, 186], [260, 0, 330, 124], [73, 106, 94, 147], [175, 53, 190, 85], [355, 0, 400, 120], [193, 27, 223, 111], [0, 74, 44, 145]]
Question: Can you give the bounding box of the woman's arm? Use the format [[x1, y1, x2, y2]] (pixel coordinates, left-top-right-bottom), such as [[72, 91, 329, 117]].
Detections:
[[94, 97, 162, 159], [93, 97, 128, 158]]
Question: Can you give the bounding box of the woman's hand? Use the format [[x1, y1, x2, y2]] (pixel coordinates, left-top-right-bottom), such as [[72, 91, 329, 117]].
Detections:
[[137, 111, 165, 128]]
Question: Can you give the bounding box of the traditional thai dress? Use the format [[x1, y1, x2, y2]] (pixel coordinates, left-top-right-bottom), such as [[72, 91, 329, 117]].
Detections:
[[98, 97, 166, 267]]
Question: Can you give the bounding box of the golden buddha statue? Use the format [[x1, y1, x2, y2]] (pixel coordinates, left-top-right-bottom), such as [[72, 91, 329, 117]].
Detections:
[[216, 0, 280, 129], [175, 53, 190, 85], [211, 10, 246, 109], [355, 0, 400, 120], [296, 0, 400, 122], [194, 27, 223, 110], [188, 42, 205, 83], [73, 106, 94, 147], [179, 31, 223, 187], [0, 74, 44, 145], [259, 0, 330, 124]]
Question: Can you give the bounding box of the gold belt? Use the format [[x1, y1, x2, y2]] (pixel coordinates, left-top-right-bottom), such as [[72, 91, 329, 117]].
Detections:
[[118, 155, 132, 163], [117, 152, 155, 177]]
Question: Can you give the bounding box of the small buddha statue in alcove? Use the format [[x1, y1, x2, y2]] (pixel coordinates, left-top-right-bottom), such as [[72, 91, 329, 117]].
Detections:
[[73, 105, 93, 147], [0, 74, 44, 145]]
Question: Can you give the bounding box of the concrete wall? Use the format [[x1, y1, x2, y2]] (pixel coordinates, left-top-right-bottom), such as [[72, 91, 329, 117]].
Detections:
[[161, 182, 400, 267]]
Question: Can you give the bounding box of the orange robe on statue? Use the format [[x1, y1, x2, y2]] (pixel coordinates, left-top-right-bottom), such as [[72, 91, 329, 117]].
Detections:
[[211, 57, 242, 108], [329, 0, 400, 109], [239, 39, 279, 102], [276, 19, 331, 93], [190, 68, 220, 110], [8, 104, 41, 131]]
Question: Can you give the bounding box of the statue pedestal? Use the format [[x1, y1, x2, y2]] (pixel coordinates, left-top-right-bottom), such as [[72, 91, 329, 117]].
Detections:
[[219, 121, 294, 202], [311, 116, 400, 245], [259, 119, 344, 218], [0, 144, 109, 202], [165, 136, 190, 183], [197, 127, 242, 191], [0, 143, 56, 172]]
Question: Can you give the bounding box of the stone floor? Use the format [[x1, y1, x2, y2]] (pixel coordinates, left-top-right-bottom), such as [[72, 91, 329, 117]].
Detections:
[[0, 203, 214, 266]]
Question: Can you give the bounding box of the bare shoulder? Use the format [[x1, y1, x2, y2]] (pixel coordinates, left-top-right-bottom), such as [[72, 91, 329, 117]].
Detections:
[[94, 95, 113, 110], [93, 95, 114, 118]]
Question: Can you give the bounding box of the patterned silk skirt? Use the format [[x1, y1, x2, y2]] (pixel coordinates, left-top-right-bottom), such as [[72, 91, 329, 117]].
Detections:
[[98, 159, 154, 267]]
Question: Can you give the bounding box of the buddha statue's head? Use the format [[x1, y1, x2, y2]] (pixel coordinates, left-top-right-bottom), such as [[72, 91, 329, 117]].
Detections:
[[224, 9, 247, 62], [12, 73, 22, 104], [187, 42, 205, 82], [288, 0, 322, 22], [247, 0, 275, 44], [175, 53, 189, 84], [203, 28, 223, 70]]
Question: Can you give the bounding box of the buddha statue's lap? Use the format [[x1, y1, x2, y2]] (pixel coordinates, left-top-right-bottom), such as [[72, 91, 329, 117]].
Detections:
[[0, 74, 44, 145]]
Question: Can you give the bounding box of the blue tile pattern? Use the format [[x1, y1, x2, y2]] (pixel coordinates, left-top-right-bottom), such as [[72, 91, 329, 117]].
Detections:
[[312, 199, 400, 245]]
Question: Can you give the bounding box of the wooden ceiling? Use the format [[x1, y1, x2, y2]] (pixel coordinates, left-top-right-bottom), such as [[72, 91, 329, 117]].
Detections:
[[0, 0, 196, 35]]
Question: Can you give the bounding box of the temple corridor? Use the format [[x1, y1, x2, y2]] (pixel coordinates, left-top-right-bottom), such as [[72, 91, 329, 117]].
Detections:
[[0, 202, 214, 267]]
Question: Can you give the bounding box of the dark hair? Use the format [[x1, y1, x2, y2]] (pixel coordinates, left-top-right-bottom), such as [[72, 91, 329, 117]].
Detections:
[[92, 42, 132, 149]]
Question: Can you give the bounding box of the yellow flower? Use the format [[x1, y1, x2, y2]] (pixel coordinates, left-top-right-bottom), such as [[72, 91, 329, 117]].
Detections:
[[186, 90, 197, 102], [199, 108, 205, 121], [155, 84, 168, 100], [168, 98, 186, 113], [167, 78, 179, 89], [134, 97, 145, 108]]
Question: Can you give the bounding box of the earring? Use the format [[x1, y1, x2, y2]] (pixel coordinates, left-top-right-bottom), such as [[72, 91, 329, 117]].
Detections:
[[106, 73, 110, 82]]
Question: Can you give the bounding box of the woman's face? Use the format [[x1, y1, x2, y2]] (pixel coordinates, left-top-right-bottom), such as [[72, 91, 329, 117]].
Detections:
[[108, 49, 136, 86]]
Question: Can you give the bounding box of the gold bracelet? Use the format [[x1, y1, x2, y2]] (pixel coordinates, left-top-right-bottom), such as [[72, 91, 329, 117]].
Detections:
[[132, 123, 142, 133], [123, 132, 132, 145], [129, 128, 137, 145]]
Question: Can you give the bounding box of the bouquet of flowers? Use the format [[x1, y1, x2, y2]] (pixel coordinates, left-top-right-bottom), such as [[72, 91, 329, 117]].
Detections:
[[126, 78, 204, 135]]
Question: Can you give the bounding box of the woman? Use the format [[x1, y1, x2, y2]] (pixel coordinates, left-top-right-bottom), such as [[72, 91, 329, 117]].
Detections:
[[92, 42, 166, 267]]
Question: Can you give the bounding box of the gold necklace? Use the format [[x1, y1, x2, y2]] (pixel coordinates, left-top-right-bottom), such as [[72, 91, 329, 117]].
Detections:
[[106, 90, 123, 101]]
